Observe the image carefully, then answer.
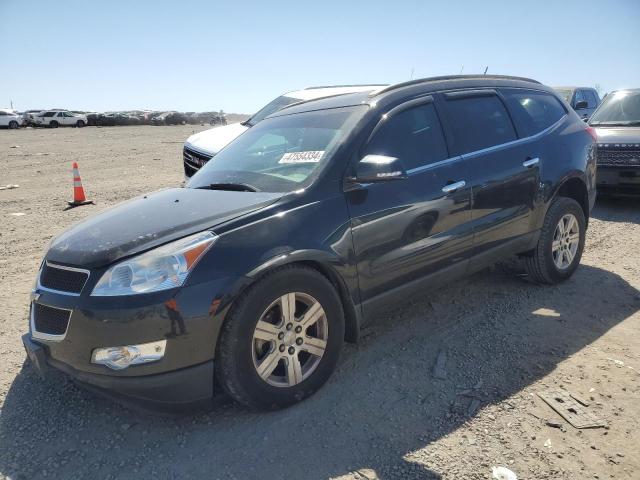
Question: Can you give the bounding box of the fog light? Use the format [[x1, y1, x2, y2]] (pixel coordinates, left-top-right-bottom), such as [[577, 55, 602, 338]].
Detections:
[[91, 340, 166, 370]]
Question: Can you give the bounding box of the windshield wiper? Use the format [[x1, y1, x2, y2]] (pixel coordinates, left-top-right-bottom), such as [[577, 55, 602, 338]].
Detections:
[[196, 182, 259, 192], [241, 119, 254, 127]]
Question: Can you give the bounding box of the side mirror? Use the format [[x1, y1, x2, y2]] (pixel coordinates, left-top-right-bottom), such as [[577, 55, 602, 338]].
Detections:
[[349, 155, 408, 184], [574, 100, 588, 110]]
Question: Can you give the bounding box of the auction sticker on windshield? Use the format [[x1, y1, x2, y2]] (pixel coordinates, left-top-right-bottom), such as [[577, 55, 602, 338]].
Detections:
[[279, 151, 324, 163]]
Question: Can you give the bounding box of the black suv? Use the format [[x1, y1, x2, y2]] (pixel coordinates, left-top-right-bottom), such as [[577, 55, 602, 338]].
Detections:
[[23, 75, 596, 412]]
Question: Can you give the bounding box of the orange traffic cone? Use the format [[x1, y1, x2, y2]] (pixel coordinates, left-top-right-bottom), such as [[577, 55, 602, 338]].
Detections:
[[66, 162, 94, 209]]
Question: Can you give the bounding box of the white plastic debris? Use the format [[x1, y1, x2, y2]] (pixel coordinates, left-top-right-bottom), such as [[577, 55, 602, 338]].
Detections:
[[0, 184, 20, 190], [9, 212, 26, 216], [544, 438, 552, 449], [492, 466, 518, 480]]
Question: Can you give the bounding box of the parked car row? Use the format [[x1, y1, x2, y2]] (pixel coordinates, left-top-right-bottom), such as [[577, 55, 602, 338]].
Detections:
[[3, 109, 228, 128], [25, 74, 602, 413]]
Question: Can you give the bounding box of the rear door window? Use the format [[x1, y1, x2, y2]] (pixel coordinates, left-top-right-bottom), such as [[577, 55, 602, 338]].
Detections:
[[364, 102, 449, 170], [501, 89, 566, 137], [443, 93, 517, 155]]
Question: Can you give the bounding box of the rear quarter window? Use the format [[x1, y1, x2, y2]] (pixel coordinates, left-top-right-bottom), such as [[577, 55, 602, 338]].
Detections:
[[501, 89, 566, 137], [443, 93, 517, 155]]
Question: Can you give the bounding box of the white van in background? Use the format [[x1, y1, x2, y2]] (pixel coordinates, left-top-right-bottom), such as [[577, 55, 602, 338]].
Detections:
[[182, 85, 386, 177]]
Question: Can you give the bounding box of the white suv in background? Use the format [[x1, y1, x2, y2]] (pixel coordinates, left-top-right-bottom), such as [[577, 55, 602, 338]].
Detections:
[[182, 84, 386, 177], [0, 109, 24, 129], [34, 110, 87, 128]]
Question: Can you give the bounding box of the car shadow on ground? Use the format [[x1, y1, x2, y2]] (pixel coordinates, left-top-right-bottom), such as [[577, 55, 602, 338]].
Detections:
[[1, 263, 639, 480], [591, 194, 640, 223]]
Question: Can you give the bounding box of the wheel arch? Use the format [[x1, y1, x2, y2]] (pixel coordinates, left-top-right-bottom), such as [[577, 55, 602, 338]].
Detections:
[[550, 175, 590, 226], [245, 252, 361, 343]]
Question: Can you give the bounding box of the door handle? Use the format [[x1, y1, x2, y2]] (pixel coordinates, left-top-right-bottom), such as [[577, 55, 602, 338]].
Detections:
[[523, 157, 539, 168], [442, 180, 466, 193]]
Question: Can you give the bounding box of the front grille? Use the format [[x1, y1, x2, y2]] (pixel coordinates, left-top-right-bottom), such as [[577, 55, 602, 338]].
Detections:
[[40, 263, 89, 294], [33, 303, 71, 336], [183, 146, 213, 177], [597, 145, 640, 167]]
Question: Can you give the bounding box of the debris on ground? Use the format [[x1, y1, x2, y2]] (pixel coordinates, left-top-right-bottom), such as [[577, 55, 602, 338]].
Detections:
[[546, 420, 564, 429], [570, 392, 590, 407], [0, 184, 19, 190], [491, 466, 518, 480], [538, 389, 607, 429]]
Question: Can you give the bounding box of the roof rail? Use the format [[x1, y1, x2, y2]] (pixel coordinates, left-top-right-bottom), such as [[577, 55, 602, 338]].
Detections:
[[372, 75, 541, 96], [303, 84, 388, 90]]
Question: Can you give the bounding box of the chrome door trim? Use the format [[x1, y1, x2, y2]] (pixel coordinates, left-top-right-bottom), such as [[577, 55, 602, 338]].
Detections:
[[405, 114, 566, 177], [523, 157, 540, 168]]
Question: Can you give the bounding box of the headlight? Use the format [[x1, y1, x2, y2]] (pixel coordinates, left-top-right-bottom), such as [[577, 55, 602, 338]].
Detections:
[[91, 231, 216, 296]]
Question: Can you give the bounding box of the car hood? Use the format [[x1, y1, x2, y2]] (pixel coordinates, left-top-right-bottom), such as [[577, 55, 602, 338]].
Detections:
[[184, 122, 248, 156], [46, 187, 282, 268], [593, 126, 640, 144]]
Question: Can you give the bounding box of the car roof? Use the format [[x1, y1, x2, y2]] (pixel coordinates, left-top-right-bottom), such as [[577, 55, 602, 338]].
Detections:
[[269, 75, 553, 118], [283, 85, 387, 101]]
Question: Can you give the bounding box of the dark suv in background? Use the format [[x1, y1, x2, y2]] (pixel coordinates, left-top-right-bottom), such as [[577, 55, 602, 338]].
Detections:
[[589, 89, 640, 194], [23, 75, 596, 412], [554, 86, 601, 121]]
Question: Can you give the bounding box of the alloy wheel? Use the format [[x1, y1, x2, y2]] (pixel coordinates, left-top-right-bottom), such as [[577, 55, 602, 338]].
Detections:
[[251, 292, 328, 387], [552, 213, 580, 270]]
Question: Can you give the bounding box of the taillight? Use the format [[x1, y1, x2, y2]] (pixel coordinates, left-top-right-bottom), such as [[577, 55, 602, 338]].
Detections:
[[585, 126, 597, 142]]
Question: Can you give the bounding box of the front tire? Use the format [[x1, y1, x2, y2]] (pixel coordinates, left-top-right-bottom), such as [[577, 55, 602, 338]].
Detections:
[[8, 121, 19, 129], [216, 265, 345, 410], [76, 120, 85, 128], [523, 197, 586, 284]]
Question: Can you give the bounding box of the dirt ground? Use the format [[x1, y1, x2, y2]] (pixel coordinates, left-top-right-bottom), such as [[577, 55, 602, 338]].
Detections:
[[0, 126, 639, 480]]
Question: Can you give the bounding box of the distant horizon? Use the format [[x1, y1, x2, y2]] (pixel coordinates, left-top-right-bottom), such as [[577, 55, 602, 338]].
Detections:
[[1, 0, 638, 113]]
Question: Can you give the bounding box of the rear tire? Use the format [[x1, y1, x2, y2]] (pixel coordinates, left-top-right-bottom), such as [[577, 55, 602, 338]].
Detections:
[[76, 120, 85, 128], [8, 121, 19, 129], [50, 121, 59, 128], [216, 265, 344, 410], [523, 197, 586, 284]]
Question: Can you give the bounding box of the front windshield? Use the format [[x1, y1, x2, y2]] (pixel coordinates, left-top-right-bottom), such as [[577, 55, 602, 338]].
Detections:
[[187, 106, 366, 193], [590, 90, 640, 126], [554, 89, 573, 103], [245, 95, 302, 126]]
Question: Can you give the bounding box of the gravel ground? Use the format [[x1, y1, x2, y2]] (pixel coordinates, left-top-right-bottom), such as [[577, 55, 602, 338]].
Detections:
[[1, 126, 639, 480]]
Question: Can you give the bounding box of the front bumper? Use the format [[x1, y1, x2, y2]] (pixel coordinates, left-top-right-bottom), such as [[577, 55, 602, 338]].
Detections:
[[23, 334, 214, 413], [597, 166, 640, 194], [25, 274, 236, 412]]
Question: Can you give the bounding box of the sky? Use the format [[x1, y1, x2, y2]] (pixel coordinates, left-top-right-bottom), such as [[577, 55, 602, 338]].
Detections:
[[1, 0, 639, 114]]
